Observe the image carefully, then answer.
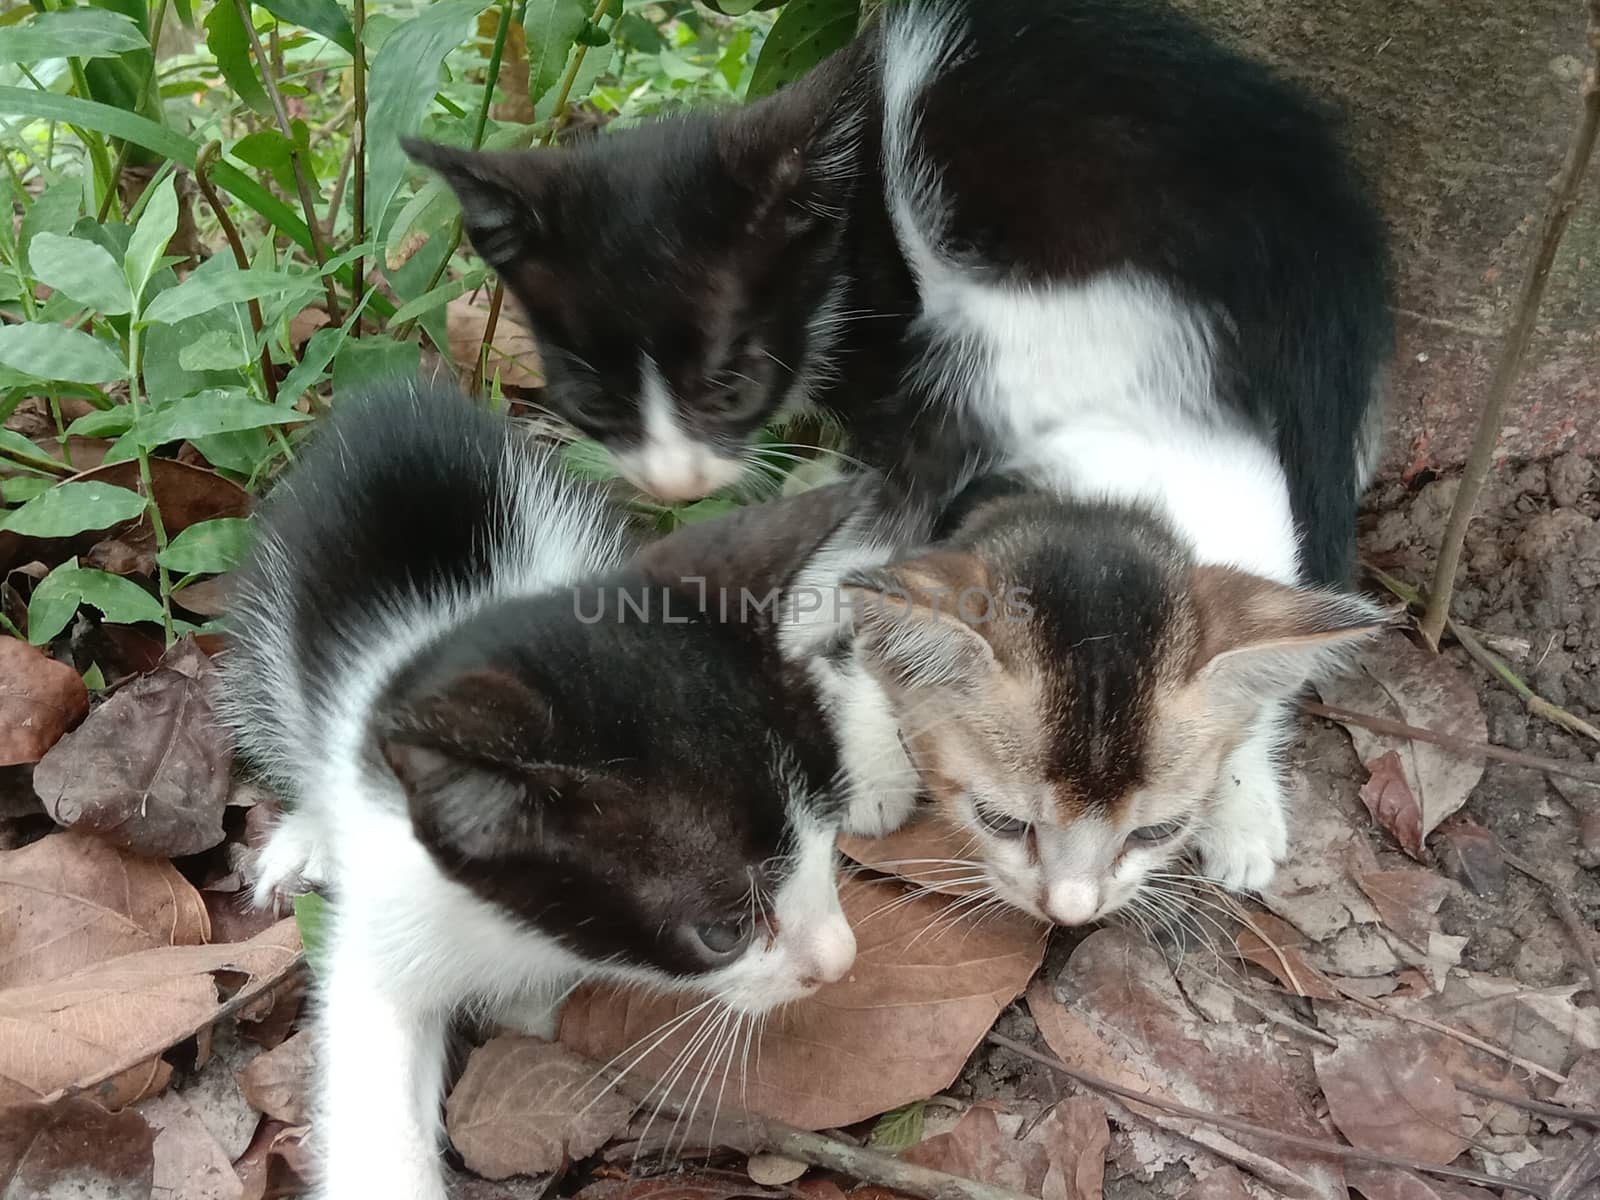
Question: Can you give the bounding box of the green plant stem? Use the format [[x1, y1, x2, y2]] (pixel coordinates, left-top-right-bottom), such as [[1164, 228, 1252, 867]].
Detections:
[[124, 321, 175, 645], [17, 62, 113, 207], [0, 609, 23, 639], [350, 0, 367, 328], [1420, 0, 1600, 649], [391, 0, 518, 344], [469, 0, 614, 387], [195, 141, 276, 402], [232, 0, 343, 323], [0, 443, 73, 477]]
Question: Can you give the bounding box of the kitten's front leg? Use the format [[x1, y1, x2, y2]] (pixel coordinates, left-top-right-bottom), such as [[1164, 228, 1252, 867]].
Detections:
[[492, 972, 576, 1040], [316, 908, 452, 1200], [820, 658, 921, 838], [1196, 719, 1289, 893]]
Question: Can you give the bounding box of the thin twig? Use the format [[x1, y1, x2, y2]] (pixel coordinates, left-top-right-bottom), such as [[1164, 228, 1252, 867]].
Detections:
[[1421, 0, 1600, 647], [1302, 700, 1600, 783], [984, 1031, 1550, 1198], [42, 954, 308, 1107], [468, 0, 614, 389], [233, 0, 343, 323], [350, 0, 367, 328], [195, 143, 277, 402], [1368, 566, 1600, 745], [1504, 852, 1600, 1002], [1455, 1080, 1600, 1128], [1553, 1133, 1600, 1200]]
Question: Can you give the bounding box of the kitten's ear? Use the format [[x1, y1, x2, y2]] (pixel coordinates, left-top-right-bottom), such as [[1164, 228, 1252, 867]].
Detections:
[[404, 139, 550, 268], [844, 552, 998, 694], [1191, 566, 1397, 699], [379, 667, 568, 861]]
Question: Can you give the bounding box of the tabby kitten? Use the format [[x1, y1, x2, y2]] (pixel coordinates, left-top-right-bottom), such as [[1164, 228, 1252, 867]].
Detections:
[[408, 0, 1389, 585], [220, 384, 855, 1200]]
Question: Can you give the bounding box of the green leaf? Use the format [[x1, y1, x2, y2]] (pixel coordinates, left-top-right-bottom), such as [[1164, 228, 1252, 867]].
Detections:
[[561, 438, 618, 482], [676, 497, 738, 525], [255, 0, 355, 53], [143, 268, 320, 326], [0, 88, 399, 317], [748, 0, 858, 98], [178, 328, 252, 372], [0, 481, 147, 538], [2, 476, 53, 504], [276, 323, 345, 403], [364, 0, 485, 240], [82, 662, 106, 692], [125, 174, 178, 305], [18, 181, 85, 268], [0, 9, 147, 63], [205, 0, 273, 117], [867, 1100, 926, 1153], [525, 0, 591, 109], [231, 127, 298, 192], [331, 337, 419, 396], [387, 273, 480, 325], [64, 408, 136, 439], [293, 891, 328, 972], [28, 233, 133, 316], [158, 516, 253, 575], [0, 324, 127, 385], [132, 390, 305, 446], [27, 561, 165, 646], [0, 428, 65, 475]]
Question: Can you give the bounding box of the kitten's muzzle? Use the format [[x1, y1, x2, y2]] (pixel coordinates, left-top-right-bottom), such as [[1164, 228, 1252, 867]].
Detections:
[[793, 918, 857, 991], [1040, 879, 1102, 926]]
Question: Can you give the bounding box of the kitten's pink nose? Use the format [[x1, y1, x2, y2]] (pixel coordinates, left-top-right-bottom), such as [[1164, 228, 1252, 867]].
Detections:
[[797, 919, 857, 989], [1041, 880, 1102, 926], [633, 470, 712, 503]]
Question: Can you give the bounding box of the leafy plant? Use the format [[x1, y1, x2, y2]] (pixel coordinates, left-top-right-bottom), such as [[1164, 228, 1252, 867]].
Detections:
[[0, 0, 859, 663]]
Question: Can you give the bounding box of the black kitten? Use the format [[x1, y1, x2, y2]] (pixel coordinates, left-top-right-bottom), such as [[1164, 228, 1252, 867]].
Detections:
[[408, 0, 1389, 584], [218, 383, 855, 1200]]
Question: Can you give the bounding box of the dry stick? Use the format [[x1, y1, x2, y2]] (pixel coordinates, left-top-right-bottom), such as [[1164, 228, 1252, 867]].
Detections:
[[40, 954, 308, 1108], [1420, 0, 1600, 648], [1369, 565, 1600, 746], [351, 0, 367, 329], [195, 142, 278, 403], [232, 0, 343, 325], [469, 0, 614, 393], [984, 1032, 1551, 1199], [1455, 1080, 1600, 1128], [1504, 851, 1600, 1003], [1301, 700, 1600, 783]]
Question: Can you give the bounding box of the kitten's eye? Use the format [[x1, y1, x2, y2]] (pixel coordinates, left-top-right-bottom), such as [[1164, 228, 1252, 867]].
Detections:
[[693, 918, 751, 958], [1126, 820, 1185, 846], [973, 800, 1030, 838]]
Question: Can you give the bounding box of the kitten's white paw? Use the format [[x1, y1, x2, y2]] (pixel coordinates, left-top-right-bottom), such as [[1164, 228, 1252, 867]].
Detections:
[[250, 808, 333, 911], [842, 781, 919, 838], [493, 990, 566, 1041], [1196, 819, 1284, 892]]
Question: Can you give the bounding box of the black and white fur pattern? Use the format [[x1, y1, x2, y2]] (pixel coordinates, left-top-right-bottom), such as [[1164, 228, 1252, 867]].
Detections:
[[221, 385, 855, 1200], [412, 0, 1389, 587]]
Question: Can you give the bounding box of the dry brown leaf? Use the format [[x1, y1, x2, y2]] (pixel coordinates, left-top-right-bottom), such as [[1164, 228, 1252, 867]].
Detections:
[[1234, 912, 1339, 1001], [1317, 633, 1487, 839], [0, 829, 210, 989], [839, 814, 985, 896], [137, 1089, 245, 1200], [903, 1101, 1107, 1200], [236, 1030, 314, 1126], [561, 877, 1047, 1130], [1027, 931, 1344, 1200], [33, 637, 233, 857], [0, 639, 88, 767], [446, 1037, 632, 1180], [745, 1152, 809, 1186], [1353, 869, 1450, 950], [1412, 973, 1600, 1075], [0, 1096, 155, 1198], [447, 297, 543, 389], [1313, 1032, 1473, 1164], [1179, 1165, 1255, 1200], [1343, 1164, 1498, 1200], [1431, 817, 1506, 898], [1357, 750, 1426, 860], [0, 916, 301, 1107]]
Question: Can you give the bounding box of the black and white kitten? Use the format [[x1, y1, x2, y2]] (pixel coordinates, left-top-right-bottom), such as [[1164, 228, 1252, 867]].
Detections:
[[408, 0, 1389, 585], [220, 384, 855, 1200]]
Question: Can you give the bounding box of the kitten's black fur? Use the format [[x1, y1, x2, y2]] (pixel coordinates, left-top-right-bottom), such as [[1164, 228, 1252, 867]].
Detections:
[[408, 0, 1390, 584]]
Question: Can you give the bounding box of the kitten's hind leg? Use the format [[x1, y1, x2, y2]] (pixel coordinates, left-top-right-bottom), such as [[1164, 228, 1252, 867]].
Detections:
[[1195, 719, 1289, 893]]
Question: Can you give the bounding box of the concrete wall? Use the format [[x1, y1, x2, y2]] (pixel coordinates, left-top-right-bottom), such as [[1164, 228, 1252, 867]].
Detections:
[[1177, 0, 1598, 476]]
